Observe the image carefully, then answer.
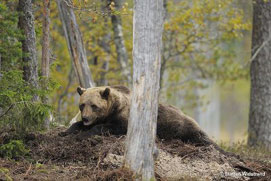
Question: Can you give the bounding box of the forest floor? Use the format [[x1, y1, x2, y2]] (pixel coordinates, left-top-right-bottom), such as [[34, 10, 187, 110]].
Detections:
[[0, 127, 270, 181]]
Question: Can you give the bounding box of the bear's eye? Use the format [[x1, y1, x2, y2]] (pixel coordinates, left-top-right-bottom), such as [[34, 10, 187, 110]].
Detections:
[[91, 104, 98, 111], [79, 104, 85, 111]]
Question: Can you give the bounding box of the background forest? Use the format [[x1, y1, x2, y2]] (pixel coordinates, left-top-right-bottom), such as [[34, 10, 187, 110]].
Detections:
[[0, 0, 253, 143], [1, 0, 271, 180]]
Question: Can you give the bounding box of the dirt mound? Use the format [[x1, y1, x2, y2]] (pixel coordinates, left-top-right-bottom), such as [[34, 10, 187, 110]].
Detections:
[[0, 128, 270, 180]]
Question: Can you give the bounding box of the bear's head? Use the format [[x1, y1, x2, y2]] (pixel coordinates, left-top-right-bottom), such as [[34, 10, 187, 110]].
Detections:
[[77, 86, 112, 126]]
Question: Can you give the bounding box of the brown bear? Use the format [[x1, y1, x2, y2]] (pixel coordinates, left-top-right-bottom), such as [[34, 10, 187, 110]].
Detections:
[[60, 85, 219, 148]]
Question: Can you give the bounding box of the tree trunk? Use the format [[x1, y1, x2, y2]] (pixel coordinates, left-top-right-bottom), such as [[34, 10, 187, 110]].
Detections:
[[18, 0, 39, 101], [0, 54, 2, 115], [56, 0, 94, 88], [0, 53, 1, 77], [111, 0, 131, 85], [57, 67, 74, 114], [248, 0, 271, 150], [41, 0, 52, 129], [159, 0, 168, 90], [98, 1, 110, 86], [41, 0, 51, 79], [124, 0, 164, 179], [99, 32, 110, 86]]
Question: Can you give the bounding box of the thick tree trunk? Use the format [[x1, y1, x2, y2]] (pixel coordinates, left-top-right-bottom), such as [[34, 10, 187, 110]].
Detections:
[[41, 0, 52, 129], [248, 0, 271, 150], [56, 0, 94, 88], [18, 0, 39, 101], [111, 0, 131, 85], [124, 0, 164, 179]]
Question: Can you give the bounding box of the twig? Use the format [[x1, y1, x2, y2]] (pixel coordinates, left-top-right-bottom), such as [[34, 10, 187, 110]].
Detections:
[[251, 37, 271, 62], [0, 104, 14, 118], [0, 101, 31, 118], [24, 163, 32, 177]]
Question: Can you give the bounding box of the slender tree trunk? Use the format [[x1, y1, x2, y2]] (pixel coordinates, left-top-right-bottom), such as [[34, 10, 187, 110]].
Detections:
[[57, 67, 74, 114], [56, 0, 94, 88], [98, 1, 110, 86], [99, 32, 110, 86], [248, 0, 271, 150], [124, 0, 164, 179], [159, 0, 168, 91], [41, 0, 51, 79], [41, 0, 52, 129], [18, 0, 39, 101], [0, 53, 1, 77], [160, 54, 167, 90], [0, 54, 1, 115], [110, 0, 131, 85]]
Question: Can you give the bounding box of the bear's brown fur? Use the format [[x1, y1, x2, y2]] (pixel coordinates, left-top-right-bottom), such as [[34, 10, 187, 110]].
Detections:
[[60, 85, 219, 148]]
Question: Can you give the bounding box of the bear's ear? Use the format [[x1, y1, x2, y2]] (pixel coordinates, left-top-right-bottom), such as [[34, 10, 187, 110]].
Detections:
[[100, 88, 110, 100], [77, 87, 86, 96]]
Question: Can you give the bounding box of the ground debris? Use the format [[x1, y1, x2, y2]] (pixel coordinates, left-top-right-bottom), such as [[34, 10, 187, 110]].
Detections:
[[0, 128, 270, 180]]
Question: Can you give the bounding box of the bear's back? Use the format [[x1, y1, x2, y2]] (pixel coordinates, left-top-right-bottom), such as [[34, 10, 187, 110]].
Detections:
[[110, 85, 131, 95]]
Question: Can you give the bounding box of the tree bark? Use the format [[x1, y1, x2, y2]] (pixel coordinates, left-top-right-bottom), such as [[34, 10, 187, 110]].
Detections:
[[41, 0, 52, 129], [56, 0, 94, 88], [98, 1, 110, 86], [248, 0, 271, 150], [110, 0, 131, 85], [18, 0, 39, 101], [0, 54, 1, 115], [98, 32, 110, 86], [41, 0, 51, 79], [159, 0, 168, 90], [124, 0, 164, 179]]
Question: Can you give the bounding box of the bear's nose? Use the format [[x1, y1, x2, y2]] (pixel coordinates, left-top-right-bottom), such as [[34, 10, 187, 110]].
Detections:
[[82, 117, 88, 122]]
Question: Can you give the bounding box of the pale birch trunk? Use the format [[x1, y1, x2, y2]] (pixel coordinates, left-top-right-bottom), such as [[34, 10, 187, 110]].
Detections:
[[18, 0, 39, 101], [56, 0, 94, 88], [124, 0, 164, 179], [248, 0, 271, 150], [111, 0, 131, 85]]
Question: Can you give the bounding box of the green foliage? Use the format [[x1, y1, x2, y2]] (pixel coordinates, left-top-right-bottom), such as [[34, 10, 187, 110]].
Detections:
[[0, 2, 22, 70], [0, 167, 12, 181], [162, 0, 251, 104], [0, 140, 29, 159], [30, 0, 252, 121], [0, 71, 53, 132], [0, 2, 54, 133]]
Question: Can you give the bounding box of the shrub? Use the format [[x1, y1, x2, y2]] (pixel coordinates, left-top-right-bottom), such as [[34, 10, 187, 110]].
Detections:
[[0, 140, 29, 159]]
